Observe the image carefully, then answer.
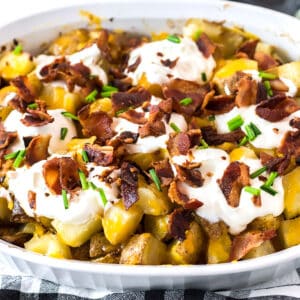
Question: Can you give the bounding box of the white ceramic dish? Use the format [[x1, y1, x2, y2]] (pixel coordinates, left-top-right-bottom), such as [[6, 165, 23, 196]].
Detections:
[[1, 0, 300, 291]]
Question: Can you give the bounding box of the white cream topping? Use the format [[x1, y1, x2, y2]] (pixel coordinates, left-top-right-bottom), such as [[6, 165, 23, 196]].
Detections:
[[215, 105, 300, 149], [125, 37, 215, 85], [172, 148, 284, 234], [35, 43, 107, 85], [4, 109, 77, 154], [6, 159, 119, 225]]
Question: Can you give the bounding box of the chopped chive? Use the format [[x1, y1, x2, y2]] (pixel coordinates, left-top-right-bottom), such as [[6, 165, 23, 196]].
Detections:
[[239, 136, 248, 146], [81, 150, 89, 163], [13, 44, 22, 55], [62, 189, 69, 209], [245, 124, 256, 141], [149, 168, 162, 191], [260, 185, 277, 196], [194, 29, 202, 40], [101, 91, 115, 98], [264, 171, 278, 187], [250, 166, 267, 179], [78, 170, 88, 190], [208, 115, 215, 121], [13, 149, 25, 168], [249, 122, 261, 136], [4, 150, 20, 160], [167, 34, 181, 43], [264, 80, 273, 97], [61, 111, 79, 121], [227, 115, 244, 131], [244, 186, 261, 196], [27, 103, 38, 110], [99, 188, 108, 206], [259, 71, 277, 80], [60, 127, 68, 140], [85, 89, 98, 103], [170, 122, 181, 133], [179, 97, 193, 106], [198, 138, 209, 149], [102, 85, 118, 92], [115, 107, 128, 116], [201, 72, 207, 82], [89, 181, 97, 190]]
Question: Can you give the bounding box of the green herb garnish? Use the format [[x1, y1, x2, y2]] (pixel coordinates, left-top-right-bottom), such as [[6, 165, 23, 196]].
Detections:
[[78, 170, 88, 190], [13, 149, 25, 168], [60, 127, 68, 140], [208, 115, 215, 121], [179, 97, 193, 106], [149, 168, 162, 191], [244, 186, 261, 196], [201, 72, 207, 82], [250, 166, 267, 179], [85, 89, 98, 103], [227, 115, 244, 131], [27, 103, 38, 110], [4, 150, 20, 160], [264, 80, 273, 97], [62, 189, 69, 209], [13, 44, 23, 55], [170, 122, 181, 133], [245, 124, 256, 141], [99, 188, 108, 206], [260, 185, 277, 196], [264, 171, 278, 187], [61, 111, 79, 121], [258, 71, 277, 80], [167, 34, 181, 43], [198, 138, 209, 149], [239, 136, 248, 146], [81, 150, 89, 163]]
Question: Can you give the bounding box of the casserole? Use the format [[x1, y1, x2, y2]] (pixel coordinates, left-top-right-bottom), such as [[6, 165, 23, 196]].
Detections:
[[1, 0, 300, 290]]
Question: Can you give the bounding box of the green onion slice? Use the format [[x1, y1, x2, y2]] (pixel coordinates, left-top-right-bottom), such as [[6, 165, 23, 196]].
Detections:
[[227, 115, 244, 131], [170, 122, 181, 133], [78, 170, 88, 190], [60, 127, 68, 140], [201, 72, 207, 82], [249, 122, 261, 136], [4, 150, 20, 160], [149, 168, 162, 191], [250, 166, 267, 179], [198, 138, 209, 149], [264, 171, 278, 187], [13, 44, 23, 55], [61, 111, 79, 121], [102, 85, 118, 92], [264, 80, 273, 97], [260, 185, 277, 196], [99, 188, 108, 206], [13, 149, 26, 168], [194, 29, 202, 40], [239, 136, 248, 147], [62, 189, 69, 209], [244, 186, 261, 196], [81, 150, 89, 163], [258, 71, 277, 80], [85, 89, 98, 103], [245, 124, 256, 141], [27, 103, 38, 110], [167, 34, 181, 43], [179, 97, 193, 106]]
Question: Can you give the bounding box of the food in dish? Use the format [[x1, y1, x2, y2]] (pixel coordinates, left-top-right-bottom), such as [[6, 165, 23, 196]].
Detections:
[[0, 18, 300, 265]]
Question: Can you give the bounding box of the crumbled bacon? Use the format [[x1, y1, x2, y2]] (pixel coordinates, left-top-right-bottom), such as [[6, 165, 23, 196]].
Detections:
[[168, 180, 203, 210], [252, 195, 262, 207], [196, 33, 216, 58], [235, 76, 258, 107], [229, 229, 276, 261], [279, 130, 300, 157], [256, 82, 268, 103], [201, 126, 245, 146], [158, 98, 173, 114], [175, 164, 203, 187], [0, 123, 17, 150], [168, 208, 193, 241], [118, 109, 146, 124], [111, 87, 151, 112], [256, 94, 299, 122], [290, 117, 300, 130], [78, 105, 114, 144], [120, 161, 139, 209], [28, 191, 36, 209], [260, 152, 290, 175], [21, 100, 54, 127], [160, 58, 179, 68], [152, 159, 174, 187], [235, 40, 258, 59], [25, 135, 50, 166], [83, 144, 114, 166], [162, 79, 211, 116], [118, 131, 139, 144], [254, 52, 279, 70], [202, 93, 235, 115], [218, 161, 250, 207], [126, 56, 141, 73], [167, 132, 191, 156], [11, 76, 36, 103], [42, 157, 81, 195]]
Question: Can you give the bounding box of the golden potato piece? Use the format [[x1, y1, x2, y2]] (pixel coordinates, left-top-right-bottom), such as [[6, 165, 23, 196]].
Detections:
[[52, 214, 102, 247], [144, 214, 170, 241], [89, 233, 120, 258], [0, 197, 11, 223], [168, 221, 204, 265], [278, 217, 300, 248], [248, 214, 282, 232], [24, 233, 71, 259], [102, 201, 143, 245], [283, 167, 300, 219], [230, 147, 257, 162], [120, 233, 167, 265], [244, 240, 275, 259]]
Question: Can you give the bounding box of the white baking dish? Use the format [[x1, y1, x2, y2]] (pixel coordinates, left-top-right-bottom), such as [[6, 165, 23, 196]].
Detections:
[[1, 0, 300, 291]]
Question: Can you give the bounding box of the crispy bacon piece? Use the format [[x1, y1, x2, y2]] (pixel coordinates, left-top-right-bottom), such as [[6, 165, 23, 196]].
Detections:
[[78, 105, 114, 144], [11, 76, 36, 103], [252, 195, 262, 207], [260, 152, 290, 175], [235, 40, 258, 59], [0, 123, 17, 150], [175, 164, 203, 187], [43, 157, 81, 195], [158, 98, 173, 114], [256, 81, 268, 103], [111, 87, 151, 112], [10, 200, 34, 223], [83, 144, 114, 166], [196, 33, 216, 58], [28, 191, 36, 210], [118, 131, 139, 144], [21, 100, 54, 127], [126, 56, 141, 73], [279, 130, 300, 157], [167, 132, 191, 156], [203, 93, 235, 115], [256, 94, 299, 122], [235, 76, 258, 107], [152, 159, 174, 187], [120, 161, 139, 209], [201, 126, 245, 146], [118, 109, 146, 125], [160, 58, 179, 68], [162, 79, 211, 116], [229, 229, 276, 261], [254, 52, 279, 70], [290, 117, 300, 130], [219, 161, 250, 207], [168, 180, 203, 210], [168, 208, 193, 241], [25, 135, 50, 166]]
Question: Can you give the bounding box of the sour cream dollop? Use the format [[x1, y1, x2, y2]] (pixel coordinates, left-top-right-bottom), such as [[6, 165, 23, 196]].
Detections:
[[125, 37, 215, 85], [172, 148, 284, 234], [4, 109, 77, 153]]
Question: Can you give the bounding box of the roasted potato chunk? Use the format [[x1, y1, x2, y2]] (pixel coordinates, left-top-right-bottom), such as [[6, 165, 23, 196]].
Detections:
[[248, 215, 282, 232], [168, 221, 204, 264], [89, 233, 120, 258], [244, 240, 275, 259], [102, 201, 143, 245], [144, 214, 170, 241], [278, 217, 300, 248], [120, 233, 167, 265]]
